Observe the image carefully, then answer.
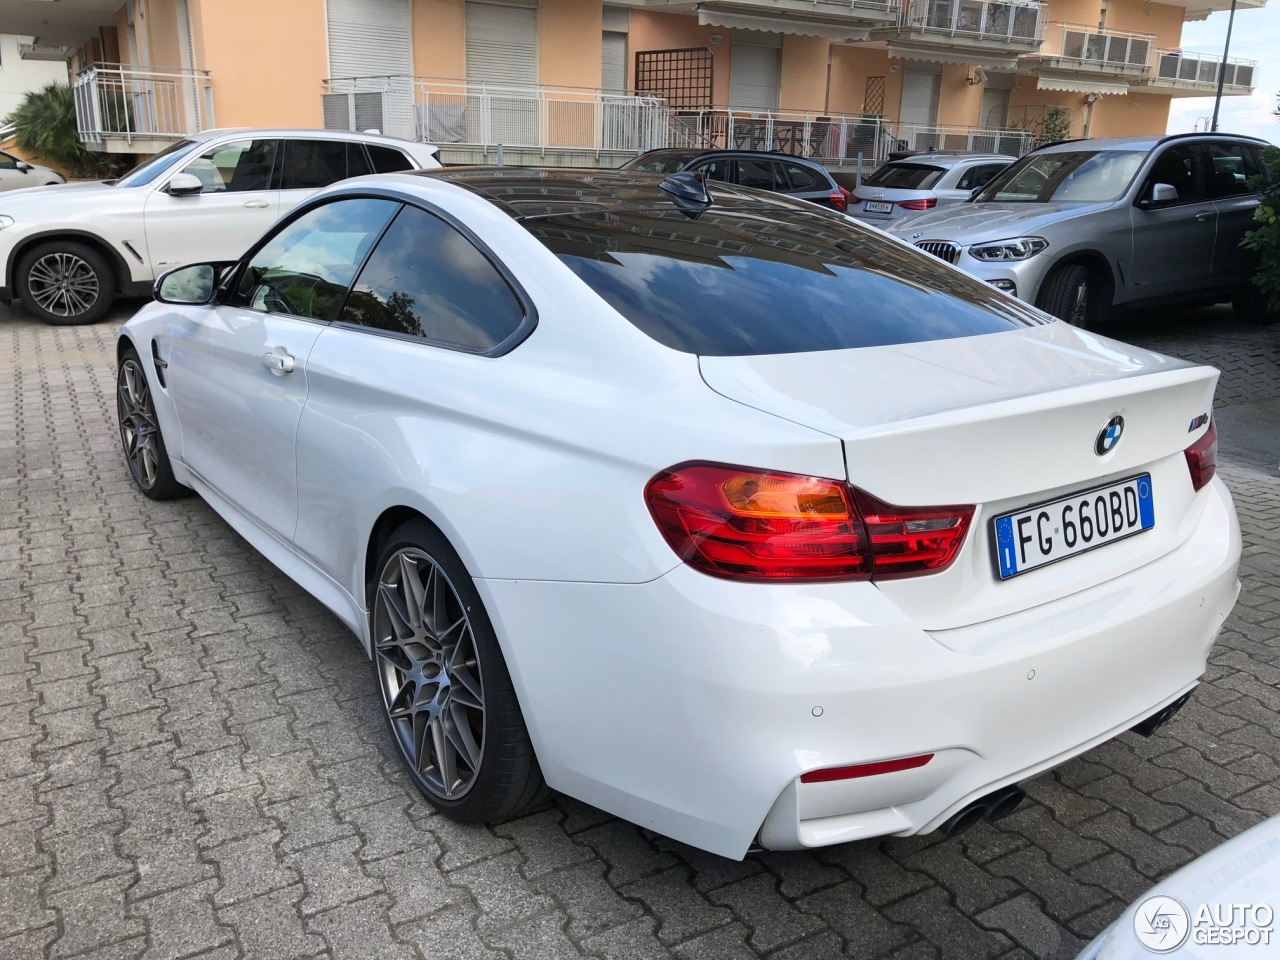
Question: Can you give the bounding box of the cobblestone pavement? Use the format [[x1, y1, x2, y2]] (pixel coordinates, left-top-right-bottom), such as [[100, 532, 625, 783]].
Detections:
[[3, 299, 1278, 960]]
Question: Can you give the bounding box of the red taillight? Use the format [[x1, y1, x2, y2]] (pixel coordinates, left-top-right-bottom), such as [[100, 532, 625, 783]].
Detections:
[[1185, 419, 1217, 492], [801, 754, 934, 784], [644, 463, 973, 583], [831, 187, 853, 213], [897, 197, 938, 211]]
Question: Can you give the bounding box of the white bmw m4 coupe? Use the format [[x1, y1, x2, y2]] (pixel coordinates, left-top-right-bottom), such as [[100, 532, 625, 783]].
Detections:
[[115, 168, 1240, 860]]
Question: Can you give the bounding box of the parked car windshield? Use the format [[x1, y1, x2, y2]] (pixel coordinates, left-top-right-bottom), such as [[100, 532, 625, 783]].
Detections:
[[975, 150, 1146, 204], [621, 151, 699, 174], [522, 206, 1044, 356], [862, 163, 945, 190], [113, 139, 198, 187]]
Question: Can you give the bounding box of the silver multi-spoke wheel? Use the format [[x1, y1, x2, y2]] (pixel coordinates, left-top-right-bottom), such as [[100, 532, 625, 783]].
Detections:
[[1069, 279, 1090, 326], [373, 548, 486, 801], [27, 251, 100, 318], [117, 357, 161, 489]]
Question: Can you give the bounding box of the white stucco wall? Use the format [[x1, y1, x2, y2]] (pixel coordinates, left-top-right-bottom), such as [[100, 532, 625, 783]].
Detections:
[[0, 36, 70, 122]]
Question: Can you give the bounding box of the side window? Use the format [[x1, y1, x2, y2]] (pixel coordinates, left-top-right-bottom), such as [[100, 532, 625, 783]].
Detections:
[[1142, 144, 1206, 205], [0, 151, 17, 170], [346, 143, 374, 179], [341, 205, 526, 352], [957, 163, 1004, 191], [179, 139, 278, 193], [736, 158, 779, 191], [231, 198, 400, 321], [780, 163, 821, 191], [282, 139, 370, 190], [366, 145, 415, 173], [1205, 142, 1260, 199], [689, 159, 731, 182]]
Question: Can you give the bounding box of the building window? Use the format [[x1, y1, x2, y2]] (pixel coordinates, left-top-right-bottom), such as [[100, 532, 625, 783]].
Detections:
[[635, 48, 713, 109]]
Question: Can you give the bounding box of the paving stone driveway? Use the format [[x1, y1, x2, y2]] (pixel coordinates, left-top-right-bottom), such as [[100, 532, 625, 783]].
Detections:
[[3, 300, 1278, 960]]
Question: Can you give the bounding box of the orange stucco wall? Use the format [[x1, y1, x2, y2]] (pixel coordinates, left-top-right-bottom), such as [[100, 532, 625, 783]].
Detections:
[[541, 0, 602, 88], [1105, 1, 1184, 50], [413, 0, 466, 80], [1088, 94, 1172, 137], [628, 11, 731, 105], [191, 0, 327, 127], [827, 46, 901, 119], [938, 62, 983, 127], [145, 0, 183, 69], [779, 35, 828, 111], [115, 6, 132, 65]]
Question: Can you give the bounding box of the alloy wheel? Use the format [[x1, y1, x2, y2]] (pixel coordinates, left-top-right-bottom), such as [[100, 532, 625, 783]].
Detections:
[[373, 548, 486, 801], [1070, 278, 1091, 326], [27, 252, 100, 318], [117, 358, 161, 489]]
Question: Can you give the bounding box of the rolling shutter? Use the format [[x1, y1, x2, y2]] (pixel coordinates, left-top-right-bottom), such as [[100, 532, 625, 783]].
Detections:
[[465, 2, 538, 87], [325, 0, 413, 138], [729, 32, 781, 111], [602, 31, 627, 94], [899, 68, 941, 127]]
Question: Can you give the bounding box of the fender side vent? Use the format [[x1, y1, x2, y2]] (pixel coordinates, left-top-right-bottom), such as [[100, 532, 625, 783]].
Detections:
[[151, 340, 168, 388]]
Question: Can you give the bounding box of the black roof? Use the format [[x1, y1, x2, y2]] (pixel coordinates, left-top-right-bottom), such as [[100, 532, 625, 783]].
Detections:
[[415, 167, 834, 220]]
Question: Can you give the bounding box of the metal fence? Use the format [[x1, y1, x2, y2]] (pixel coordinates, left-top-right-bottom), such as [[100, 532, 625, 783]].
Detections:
[[1155, 51, 1256, 89], [887, 123, 1036, 156], [903, 0, 1043, 43], [659, 109, 888, 162], [1047, 23, 1154, 69], [73, 63, 211, 147]]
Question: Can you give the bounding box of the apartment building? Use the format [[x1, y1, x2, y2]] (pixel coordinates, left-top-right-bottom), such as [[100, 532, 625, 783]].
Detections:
[[4, 0, 1266, 166]]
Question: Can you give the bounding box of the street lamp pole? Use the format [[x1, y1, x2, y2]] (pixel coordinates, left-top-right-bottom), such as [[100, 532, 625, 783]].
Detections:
[[1210, 0, 1239, 132]]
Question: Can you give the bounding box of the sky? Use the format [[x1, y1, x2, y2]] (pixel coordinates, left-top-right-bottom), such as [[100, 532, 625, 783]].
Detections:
[[1167, 2, 1279, 142]]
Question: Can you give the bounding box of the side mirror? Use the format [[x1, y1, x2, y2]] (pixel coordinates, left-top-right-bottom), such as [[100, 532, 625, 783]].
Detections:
[[1141, 182, 1179, 208], [166, 172, 205, 197], [155, 264, 218, 305], [16, 161, 32, 173]]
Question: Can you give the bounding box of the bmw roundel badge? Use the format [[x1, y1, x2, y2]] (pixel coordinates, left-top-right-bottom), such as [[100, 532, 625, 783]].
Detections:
[[1095, 416, 1124, 456]]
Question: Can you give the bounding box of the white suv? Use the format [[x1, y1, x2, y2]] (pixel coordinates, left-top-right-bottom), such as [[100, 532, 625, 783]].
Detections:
[[0, 128, 440, 325]]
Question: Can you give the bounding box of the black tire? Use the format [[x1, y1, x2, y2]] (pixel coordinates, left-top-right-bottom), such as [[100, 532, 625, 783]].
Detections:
[[1038, 262, 1109, 329], [1232, 287, 1280, 326], [116, 347, 187, 500], [16, 241, 115, 326], [370, 519, 547, 823]]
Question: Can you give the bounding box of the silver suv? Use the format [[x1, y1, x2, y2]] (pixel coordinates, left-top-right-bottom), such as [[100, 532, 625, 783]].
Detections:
[[841, 152, 1013, 224], [885, 134, 1272, 326]]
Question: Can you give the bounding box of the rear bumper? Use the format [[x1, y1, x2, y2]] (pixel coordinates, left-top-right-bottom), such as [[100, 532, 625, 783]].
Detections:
[[479, 477, 1239, 859]]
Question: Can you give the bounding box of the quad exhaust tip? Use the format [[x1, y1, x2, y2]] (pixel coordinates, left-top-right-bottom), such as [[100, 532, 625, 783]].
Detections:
[[1130, 691, 1193, 738], [939, 784, 1026, 838]]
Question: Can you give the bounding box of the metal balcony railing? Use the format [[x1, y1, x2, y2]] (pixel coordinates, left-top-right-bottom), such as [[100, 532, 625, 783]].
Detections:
[[73, 63, 212, 147], [887, 123, 1036, 156], [659, 108, 888, 162], [1153, 51, 1256, 89], [1041, 22, 1155, 69], [902, 0, 1044, 44]]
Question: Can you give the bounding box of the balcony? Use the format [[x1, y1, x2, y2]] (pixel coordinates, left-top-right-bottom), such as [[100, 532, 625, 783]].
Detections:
[[872, 0, 1045, 70], [1136, 51, 1257, 97], [73, 64, 213, 153], [689, 0, 900, 40], [1020, 23, 1154, 82]]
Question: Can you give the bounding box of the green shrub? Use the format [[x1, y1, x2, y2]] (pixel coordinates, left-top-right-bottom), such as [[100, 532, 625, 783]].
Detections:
[[1241, 113, 1280, 313], [3, 81, 128, 180], [1039, 107, 1071, 146]]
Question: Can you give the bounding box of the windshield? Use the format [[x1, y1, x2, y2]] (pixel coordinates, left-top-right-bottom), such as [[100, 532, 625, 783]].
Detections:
[[621, 152, 697, 174], [863, 164, 945, 190], [976, 150, 1145, 204], [114, 139, 197, 187]]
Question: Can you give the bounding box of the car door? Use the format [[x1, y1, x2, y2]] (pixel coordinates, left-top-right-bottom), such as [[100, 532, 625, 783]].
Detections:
[[277, 138, 375, 221], [0, 151, 30, 192], [143, 137, 283, 273], [1128, 143, 1216, 301], [292, 202, 531, 584], [163, 196, 402, 542], [685, 156, 733, 184], [1205, 141, 1263, 287]]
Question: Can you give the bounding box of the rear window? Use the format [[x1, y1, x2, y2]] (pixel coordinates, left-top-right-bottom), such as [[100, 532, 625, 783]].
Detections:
[[863, 163, 945, 190], [523, 207, 1043, 356]]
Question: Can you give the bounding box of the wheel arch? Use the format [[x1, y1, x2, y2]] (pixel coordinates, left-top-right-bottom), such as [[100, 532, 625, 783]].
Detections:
[[364, 505, 444, 610], [1036, 250, 1117, 308], [8, 229, 134, 297]]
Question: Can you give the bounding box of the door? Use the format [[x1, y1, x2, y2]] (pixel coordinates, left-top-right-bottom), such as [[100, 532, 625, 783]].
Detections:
[[466, 1, 539, 145], [601, 26, 631, 149], [899, 67, 941, 143], [1205, 140, 1263, 286], [326, 0, 413, 138], [729, 32, 782, 112], [143, 138, 282, 273], [1129, 143, 1216, 301], [164, 197, 402, 540]]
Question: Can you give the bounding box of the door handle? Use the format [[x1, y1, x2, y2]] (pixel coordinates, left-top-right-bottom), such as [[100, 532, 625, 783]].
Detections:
[[1195, 210, 1214, 222], [243, 200, 271, 209], [261, 352, 295, 374]]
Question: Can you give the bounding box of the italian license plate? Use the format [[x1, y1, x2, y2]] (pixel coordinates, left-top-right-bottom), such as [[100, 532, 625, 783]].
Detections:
[[993, 474, 1155, 580], [863, 201, 894, 214]]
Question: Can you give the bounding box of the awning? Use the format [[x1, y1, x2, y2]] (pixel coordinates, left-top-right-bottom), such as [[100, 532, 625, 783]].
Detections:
[[888, 47, 1019, 72], [697, 8, 871, 43], [1036, 77, 1131, 95]]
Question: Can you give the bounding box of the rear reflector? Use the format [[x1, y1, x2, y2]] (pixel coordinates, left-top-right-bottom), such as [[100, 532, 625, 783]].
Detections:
[[1185, 418, 1217, 492], [801, 754, 934, 784], [645, 463, 973, 583], [898, 197, 938, 211], [832, 187, 853, 213]]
